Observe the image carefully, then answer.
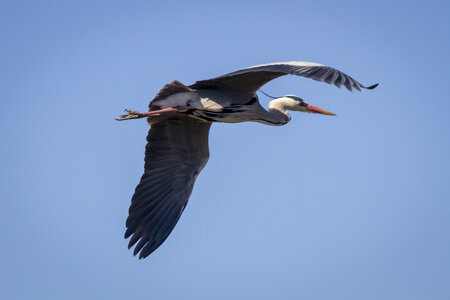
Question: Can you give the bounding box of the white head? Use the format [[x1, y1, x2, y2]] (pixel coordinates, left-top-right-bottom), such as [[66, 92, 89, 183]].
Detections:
[[269, 94, 336, 116]]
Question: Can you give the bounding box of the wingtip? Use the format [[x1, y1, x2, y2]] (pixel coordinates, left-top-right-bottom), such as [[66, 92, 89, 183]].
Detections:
[[124, 228, 132, 240], [366, 83, 379, 90]]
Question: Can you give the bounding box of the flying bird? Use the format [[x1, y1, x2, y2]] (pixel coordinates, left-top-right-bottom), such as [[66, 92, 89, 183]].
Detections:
[[117, 61, 378, 259]]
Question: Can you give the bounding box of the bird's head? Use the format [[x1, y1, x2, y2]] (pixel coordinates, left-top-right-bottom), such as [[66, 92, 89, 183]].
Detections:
[[273, 95, 336, 116]]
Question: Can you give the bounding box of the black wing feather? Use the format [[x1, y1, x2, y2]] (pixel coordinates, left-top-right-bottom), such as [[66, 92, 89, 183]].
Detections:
[[125, 116, 211, 259]]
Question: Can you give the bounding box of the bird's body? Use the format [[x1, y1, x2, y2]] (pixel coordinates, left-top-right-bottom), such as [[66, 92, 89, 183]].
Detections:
[[117, 61, 377, 259], [151, 86, 290, 125]]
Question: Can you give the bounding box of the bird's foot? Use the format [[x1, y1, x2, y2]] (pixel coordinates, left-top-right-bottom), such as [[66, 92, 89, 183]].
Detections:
[[115, 109, 150, 121]]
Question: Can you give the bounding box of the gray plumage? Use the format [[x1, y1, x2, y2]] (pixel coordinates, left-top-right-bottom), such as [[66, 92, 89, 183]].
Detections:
[[191, 61, 378, 96], [121, 61, 377, 259]]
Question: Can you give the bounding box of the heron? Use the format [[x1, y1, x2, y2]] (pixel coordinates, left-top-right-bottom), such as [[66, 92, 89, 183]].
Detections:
[[117, 61, 378, 259]]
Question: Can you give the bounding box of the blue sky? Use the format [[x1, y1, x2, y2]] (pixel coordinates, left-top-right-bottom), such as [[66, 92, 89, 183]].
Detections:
[[1, 0, 449, 299]]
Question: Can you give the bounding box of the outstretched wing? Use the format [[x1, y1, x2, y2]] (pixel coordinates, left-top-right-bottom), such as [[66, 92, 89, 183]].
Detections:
[[190, 61, 378, 93], [125, 116, 211, 259]]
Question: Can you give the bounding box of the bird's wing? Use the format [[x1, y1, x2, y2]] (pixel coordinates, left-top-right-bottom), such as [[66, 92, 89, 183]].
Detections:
[[190, 61, 378, 93], [125, 116, 211, 259]]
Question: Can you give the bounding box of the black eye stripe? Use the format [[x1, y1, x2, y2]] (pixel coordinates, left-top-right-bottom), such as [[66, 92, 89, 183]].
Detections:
[[287, 95, 303, 101]]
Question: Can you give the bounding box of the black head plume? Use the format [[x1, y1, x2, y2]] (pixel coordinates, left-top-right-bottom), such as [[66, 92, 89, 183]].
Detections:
[[259, 90, 280, 99]]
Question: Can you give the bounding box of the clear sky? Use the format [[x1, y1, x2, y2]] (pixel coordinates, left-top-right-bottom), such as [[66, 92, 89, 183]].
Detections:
[[1, 0, 449, 299]]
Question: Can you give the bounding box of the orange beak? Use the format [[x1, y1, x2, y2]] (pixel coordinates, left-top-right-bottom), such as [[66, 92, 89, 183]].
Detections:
[[306, 104, 336, 116]]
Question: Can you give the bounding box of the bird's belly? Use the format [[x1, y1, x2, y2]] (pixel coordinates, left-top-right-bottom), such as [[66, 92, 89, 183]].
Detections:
[[192, 108, 252, 123]]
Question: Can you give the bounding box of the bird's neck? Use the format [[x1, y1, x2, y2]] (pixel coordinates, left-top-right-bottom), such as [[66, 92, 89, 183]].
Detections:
[[255, 100, 291, 126]]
